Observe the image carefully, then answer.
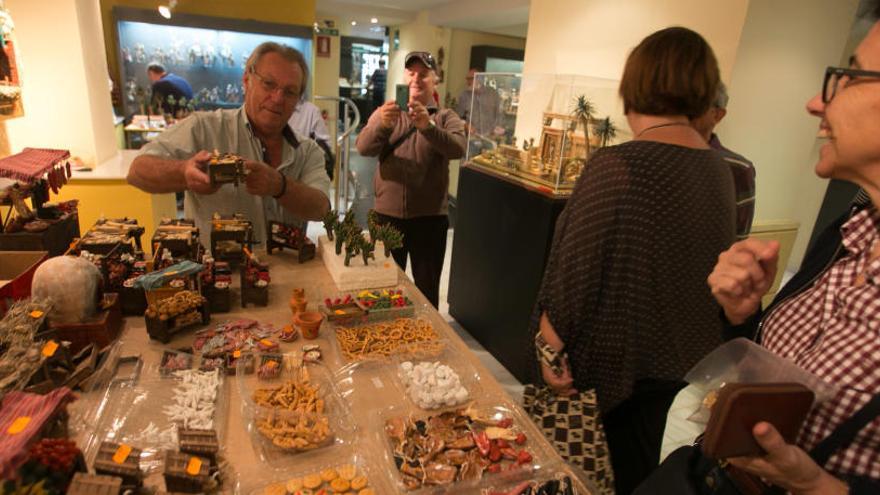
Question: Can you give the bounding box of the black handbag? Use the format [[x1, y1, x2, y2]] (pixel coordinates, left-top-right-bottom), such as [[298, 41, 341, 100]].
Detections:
[[633, 393, 880, 494]]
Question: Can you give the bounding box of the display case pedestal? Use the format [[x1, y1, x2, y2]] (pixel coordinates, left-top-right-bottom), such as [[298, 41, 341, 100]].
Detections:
[[448, 165, 568, 383]]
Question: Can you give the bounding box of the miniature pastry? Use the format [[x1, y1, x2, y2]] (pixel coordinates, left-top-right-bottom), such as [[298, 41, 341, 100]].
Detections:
[[337, 464, 357, 481], [350, 476, 368, 490], [330, 478, 350, 492], [285, 478, 303, 492], [303, 473, 323, 489], [320, 468, 338, 481]]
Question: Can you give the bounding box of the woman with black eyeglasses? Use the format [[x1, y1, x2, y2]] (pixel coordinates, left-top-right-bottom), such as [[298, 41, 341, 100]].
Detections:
[[704, 6, 880, 494]]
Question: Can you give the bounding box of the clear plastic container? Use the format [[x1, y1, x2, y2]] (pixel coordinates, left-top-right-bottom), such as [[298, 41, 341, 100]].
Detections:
[[327, 308, 445, 367], [390, 341, 485, 411], [243, 448, 395, 495], [236, 352, 355, 468], [373, 400, 557, 493], [476, 460, 597, 494], [78, 353, 227, 476]]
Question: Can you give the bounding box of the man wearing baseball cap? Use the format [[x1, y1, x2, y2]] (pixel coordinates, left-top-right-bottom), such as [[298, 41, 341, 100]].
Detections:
[[356, 51, 466, 308]]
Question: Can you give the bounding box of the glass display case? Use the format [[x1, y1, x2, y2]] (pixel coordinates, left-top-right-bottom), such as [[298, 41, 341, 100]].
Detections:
[[115, 14, 312, 119], [465, 72, 626, 196]]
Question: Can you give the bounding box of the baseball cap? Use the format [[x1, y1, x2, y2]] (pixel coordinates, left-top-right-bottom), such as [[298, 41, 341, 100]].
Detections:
[[404, 51, 437, 71]]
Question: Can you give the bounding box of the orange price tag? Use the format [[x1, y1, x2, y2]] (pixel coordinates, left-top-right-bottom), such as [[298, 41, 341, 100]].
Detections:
[[165, 270, 179, 276], [41, 340, 59, 358], [266, 360, 278, 369], [233, 350, 241, 358], [112, 444, 132, 464], [186, 456, 202, 476], [29, 310, 44, 319], [260, 339, 274, 347], [334, 309, 345, 315], [6, 416, 30, 435]]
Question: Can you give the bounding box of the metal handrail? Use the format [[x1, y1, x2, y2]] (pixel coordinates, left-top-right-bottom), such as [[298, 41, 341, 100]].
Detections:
[[314, 95, 360, 212]]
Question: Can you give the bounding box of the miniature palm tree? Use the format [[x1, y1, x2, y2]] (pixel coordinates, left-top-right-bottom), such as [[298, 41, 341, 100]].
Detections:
[[571, 95, 596, 158], [593, 116, 618, 148], [344, 232, 363, 266], [360, 234, 376, 266], [323, 210, 339, 240], [376, 224, 403, 257], [367, 209, 380, 241]]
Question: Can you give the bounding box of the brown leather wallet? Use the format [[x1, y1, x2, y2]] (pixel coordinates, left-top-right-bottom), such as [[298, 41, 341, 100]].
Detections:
[[702, 382, 815, 459]]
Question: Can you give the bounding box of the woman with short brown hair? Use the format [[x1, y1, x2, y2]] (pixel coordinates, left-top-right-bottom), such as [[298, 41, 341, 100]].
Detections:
[[527, 26, 736, 493]]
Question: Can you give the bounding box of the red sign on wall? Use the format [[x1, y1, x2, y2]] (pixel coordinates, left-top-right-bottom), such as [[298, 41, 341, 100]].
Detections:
[[317, 36, 331, 58]]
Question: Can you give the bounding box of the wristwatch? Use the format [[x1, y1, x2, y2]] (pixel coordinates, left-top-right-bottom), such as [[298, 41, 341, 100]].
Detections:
[[535, 333, 567, 377]]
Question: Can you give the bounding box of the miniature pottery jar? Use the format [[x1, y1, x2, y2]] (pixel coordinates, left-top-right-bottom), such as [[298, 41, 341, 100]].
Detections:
[[295, 310, 323, 339], [290, 296, 307, 315]]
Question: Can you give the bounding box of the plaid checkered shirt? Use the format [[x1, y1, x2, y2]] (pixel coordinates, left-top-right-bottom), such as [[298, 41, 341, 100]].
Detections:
[[762, 207, 880, 480]]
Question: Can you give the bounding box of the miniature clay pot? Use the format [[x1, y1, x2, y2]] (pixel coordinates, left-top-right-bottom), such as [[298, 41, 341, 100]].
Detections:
[[289, 295, 308, 315], [294, 310, 323, 340], [291, 288, 305, 299]]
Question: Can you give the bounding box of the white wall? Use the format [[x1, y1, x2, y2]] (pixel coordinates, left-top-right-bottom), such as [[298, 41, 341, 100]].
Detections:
[[717, 0, 859, 269], [522, 0, 750, 81], [5, 0, 116, 165]]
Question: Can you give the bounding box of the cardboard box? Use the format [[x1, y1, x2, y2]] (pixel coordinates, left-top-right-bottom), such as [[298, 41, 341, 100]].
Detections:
[[0, 250, 48, 313]]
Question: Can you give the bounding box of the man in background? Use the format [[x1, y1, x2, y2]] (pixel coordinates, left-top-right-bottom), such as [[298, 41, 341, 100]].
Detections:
[[288, 98, 335, 179], [356, 52, 466, 308], [692, 82, 757, 239], [455, 68, 501, 159], [368, 59, 387, 112], [146, 62, 193, 113]]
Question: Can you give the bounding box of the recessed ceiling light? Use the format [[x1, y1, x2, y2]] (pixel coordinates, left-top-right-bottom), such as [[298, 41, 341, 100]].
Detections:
[[351, 20, 357, 26], [370, 17, 378, 24], [158, 5, 171, 18]]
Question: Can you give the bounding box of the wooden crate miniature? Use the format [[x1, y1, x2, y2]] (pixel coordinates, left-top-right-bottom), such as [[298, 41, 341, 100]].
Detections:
[[67, 473, 123, 495], [0, 211, 79, 256], [266, 220, 316, 263], [78, 219, 144, 255], [203, 285, 231, 313], [225, 351, 254, 376], [178, 428, 219, 462], [145, 302, 210, 344], [152, 219, 200, 260], [163, 451, 210, 493], [319, 301, 366, 324], [120, 285, 147, 316], [207, 153, 246, 187], [94, 441, 143, 487], [49, 293, 122, 354], [210, 215, 253, 268]]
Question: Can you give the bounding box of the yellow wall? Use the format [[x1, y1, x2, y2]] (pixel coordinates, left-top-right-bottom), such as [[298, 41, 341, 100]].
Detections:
[[5, 0, 117, 166], [100, 0, 316, 99], [54, 179, 177, 255], [445, 29, 525, 105], [717, 0, 859, 270]]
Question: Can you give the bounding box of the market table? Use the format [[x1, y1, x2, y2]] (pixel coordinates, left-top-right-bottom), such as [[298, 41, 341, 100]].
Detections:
[[69, 248, 596, 494]]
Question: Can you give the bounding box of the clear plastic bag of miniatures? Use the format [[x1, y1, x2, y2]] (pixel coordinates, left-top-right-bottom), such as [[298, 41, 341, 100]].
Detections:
[[373, 399, 557, 494], [476, 460, 600, 495], [241, 447, 395, 495], [77, 348, 228, 476], [683, 337, 838, 424], [237, 351, 356, 468]]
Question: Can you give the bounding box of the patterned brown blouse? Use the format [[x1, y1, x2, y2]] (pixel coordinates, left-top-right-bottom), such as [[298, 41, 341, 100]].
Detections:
[[528, 140, 737, 413]]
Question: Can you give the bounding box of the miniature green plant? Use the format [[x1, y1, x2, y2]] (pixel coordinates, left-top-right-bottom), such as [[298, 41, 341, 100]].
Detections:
[[376, 224, 403, 257], [323, 210, 339, 240], [571, 95, 596, 158], [361, 235, 376, 266], [343, 232, 363, 266]]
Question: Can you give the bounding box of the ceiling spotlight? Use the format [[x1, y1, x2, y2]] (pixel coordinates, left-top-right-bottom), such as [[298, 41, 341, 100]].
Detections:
[[158, 0, 177, 19], [370, 17, 378, 24], [351, 20, 357, 26]]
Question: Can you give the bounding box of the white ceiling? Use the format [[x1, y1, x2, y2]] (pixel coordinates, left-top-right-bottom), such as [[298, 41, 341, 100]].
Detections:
[[315, 0, 530, 39]]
